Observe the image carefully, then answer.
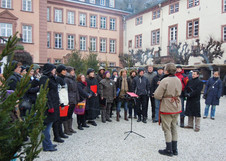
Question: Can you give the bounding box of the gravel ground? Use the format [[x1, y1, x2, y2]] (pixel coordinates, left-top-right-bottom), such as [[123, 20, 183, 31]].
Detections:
[[36, 96, 226, 161]]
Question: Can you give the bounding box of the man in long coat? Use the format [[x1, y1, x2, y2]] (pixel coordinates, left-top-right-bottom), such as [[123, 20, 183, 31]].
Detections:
[[184, 70, 203, 132], [154, 63, 182, 156]]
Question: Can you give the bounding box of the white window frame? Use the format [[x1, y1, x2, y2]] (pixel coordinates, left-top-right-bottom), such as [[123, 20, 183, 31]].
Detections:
[[22, 0, 32, 12], [1, 0, 11, 9], [223, 26, 226, 42], [90, 37, 96, 51], [110, 18, 116, 30], [67, 11, 75, 24], [100, 0, 105, 6], [67, 35, 74, 49], [153, 9, 160, 20], [100, 17, 106, 29], [109, 62, 115, 67], [135, 34, 142, 48], [100, 62, 106, 67], [54, 59, 62, 64], [151, 30, 160, 45], [188, 0, 199, 8], [80, 36, 86, 51], [90, 15, 97, 28], [47, 32, 50, 48], [79, 13, 86, 26], [22, 25, 32, 43], [54, 9, 63, 23], [109, 0, 115, 8], [55, 33, 62, 48], [170, 3, 179, 14], [187, 19, 199, 38], [169, 26, 177, 45], [0, 23, 12, 37], [47, 8, 50, 21], [100, 38, 106, 52], [224, 0, 226, 12], [110, 39, 116, 53], [89, 0, 95, 4]]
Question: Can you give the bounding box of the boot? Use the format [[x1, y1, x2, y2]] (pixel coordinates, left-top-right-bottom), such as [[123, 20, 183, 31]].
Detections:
[[180, 116, 184, 128], [158, 142, 173, 157], [78, 124, 84, 130], [53, 121, 66, 141], [59, 122, 69, 138], [172, 141, 178, 155], [68, 118, 76, 133], [116, 112, 120, 122], [142, 117, 147, 123], [184, 116, 194, 129], [53, 137, 64, 143], [137, 116, 141, 122], [63, 121, 72, 135], [124, 111, 128, 121], [194, 117, 201, 132]]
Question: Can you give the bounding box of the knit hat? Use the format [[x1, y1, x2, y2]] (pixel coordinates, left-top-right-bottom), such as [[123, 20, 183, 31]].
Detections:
[[43, 63, 56, 75], [33, 64, 40, 71], [138, 67, 145, 74], [11, 60, 19, 71], [99, 66, 105, 71], [56, 64, 67, 74], [104, 71, 110, 76], [176, 65, 182, 69], [157, 67, 164, 70], [87, 68, 95, 75]]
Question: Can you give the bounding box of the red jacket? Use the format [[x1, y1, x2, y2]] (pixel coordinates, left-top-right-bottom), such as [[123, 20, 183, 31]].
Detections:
[[175, 70, 188, 91]]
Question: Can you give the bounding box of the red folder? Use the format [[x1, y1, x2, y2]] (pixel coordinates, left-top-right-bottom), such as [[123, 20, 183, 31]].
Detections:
[[127, 92, 138, 98], [90, 85, 97, 94]]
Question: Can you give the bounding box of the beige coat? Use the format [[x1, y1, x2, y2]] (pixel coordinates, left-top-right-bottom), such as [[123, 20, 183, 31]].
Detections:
[[154, 76, 182, 114]]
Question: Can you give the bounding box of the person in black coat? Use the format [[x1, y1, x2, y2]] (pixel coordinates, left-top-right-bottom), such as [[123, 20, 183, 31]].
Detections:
[[203, 71, 222, 120], [77, 74, 91, 130], [85, 68, 100, 126], [7, 60, 22, 90], [39, 63, 58, 152], [116, 69, 132, 121], [128, 70, 137, 119], [132, 67, 150, 123], [184, 70, 203, 132], [150, 67, 164, 123], [54, 64, 70, 139], [64, 66, 80, 132]]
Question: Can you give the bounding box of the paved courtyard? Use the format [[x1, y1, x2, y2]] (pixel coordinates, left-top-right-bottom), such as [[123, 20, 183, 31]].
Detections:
[[36, 96, 226, 161]]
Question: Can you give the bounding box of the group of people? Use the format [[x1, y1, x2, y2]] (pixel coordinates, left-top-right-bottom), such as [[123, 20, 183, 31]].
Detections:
[[6, 61, 223, 156]]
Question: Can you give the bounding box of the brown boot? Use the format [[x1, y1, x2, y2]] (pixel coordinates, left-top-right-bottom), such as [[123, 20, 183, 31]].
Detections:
[[68, 118, 76, 133], [124, 111, 128, 121], [116, 112, 120, 122], [63, 121, 72, 135]]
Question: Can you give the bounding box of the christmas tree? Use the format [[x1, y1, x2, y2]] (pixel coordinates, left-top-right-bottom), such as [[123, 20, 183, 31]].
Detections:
[[0, 33, 48, 161]]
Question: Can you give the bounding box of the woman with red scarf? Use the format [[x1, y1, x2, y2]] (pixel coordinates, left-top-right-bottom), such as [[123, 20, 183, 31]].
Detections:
[[77, 74, 91, 130]]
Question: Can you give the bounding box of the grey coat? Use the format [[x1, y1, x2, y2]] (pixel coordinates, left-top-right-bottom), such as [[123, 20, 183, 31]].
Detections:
[[144, 72, 157, 86], [99, 78, 116, 103]]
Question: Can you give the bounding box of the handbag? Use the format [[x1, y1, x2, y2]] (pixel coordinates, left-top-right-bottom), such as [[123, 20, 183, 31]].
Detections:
[[59, 105, 69, 117], [74, 101, 86, 115]]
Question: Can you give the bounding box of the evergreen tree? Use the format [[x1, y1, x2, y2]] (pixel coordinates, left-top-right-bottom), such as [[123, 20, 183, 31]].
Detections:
[[0, 33, 48, 161]]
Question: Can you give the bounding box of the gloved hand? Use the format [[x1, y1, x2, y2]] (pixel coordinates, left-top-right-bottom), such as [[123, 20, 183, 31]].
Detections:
[[60, 103, 64, 108], [48, 108, 54, 113]]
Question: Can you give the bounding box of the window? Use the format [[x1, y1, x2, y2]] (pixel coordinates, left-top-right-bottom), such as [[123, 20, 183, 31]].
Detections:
[[100, 17, 106, 29], [0, 23, 12, 37], [90, 37, 97, 51], [55, 33, 62, 48], [151, 29, 160, 45], [170, 3, 179, 14], [99, 62, 106, 67], [110, 18, 116, 30], [100, 38, 106, 52], [187, 19, 199, 38], [128, 40, 132, 48], [188, 0, 199, 8], [89, 0, 95, 4], [80, 36, 86, 51], [22, 0, 32, 12], [153, 9, 160, 20], [109, 0, 115, 8], [67, 11, 75, 24], [109, 62, 116, 67], [90, 15, 97, 28], [47, 32, 50, 48], [47, 8, 50, 21], [136, 16, 142, 25], [169, 25, 177, 45], [100, 0, 105, 6], [54, 59, 62, 64], [224, 0, 226, 12], [54, 9, 63, 23], [79, 13, 86, 26], [222, 26, 226, 42], [135, 34, 142, 48], [67, 35, 74, 49], [1, 0, 11, 9], [22, 25, 32, 43], [110, 39, 116, 53]]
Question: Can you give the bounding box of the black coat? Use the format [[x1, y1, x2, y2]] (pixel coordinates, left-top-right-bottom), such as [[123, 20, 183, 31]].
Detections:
[[7, 72, 21, 90], [24, 77, 40, 104], [39, 74, 60, 125], [132, 75, 150, 96], [150, 74, 164, 96], [185, 77, 203, 117], [64, 75, 80, 105], [85, 77, 100, 120], [77, 81, 90, 102]]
